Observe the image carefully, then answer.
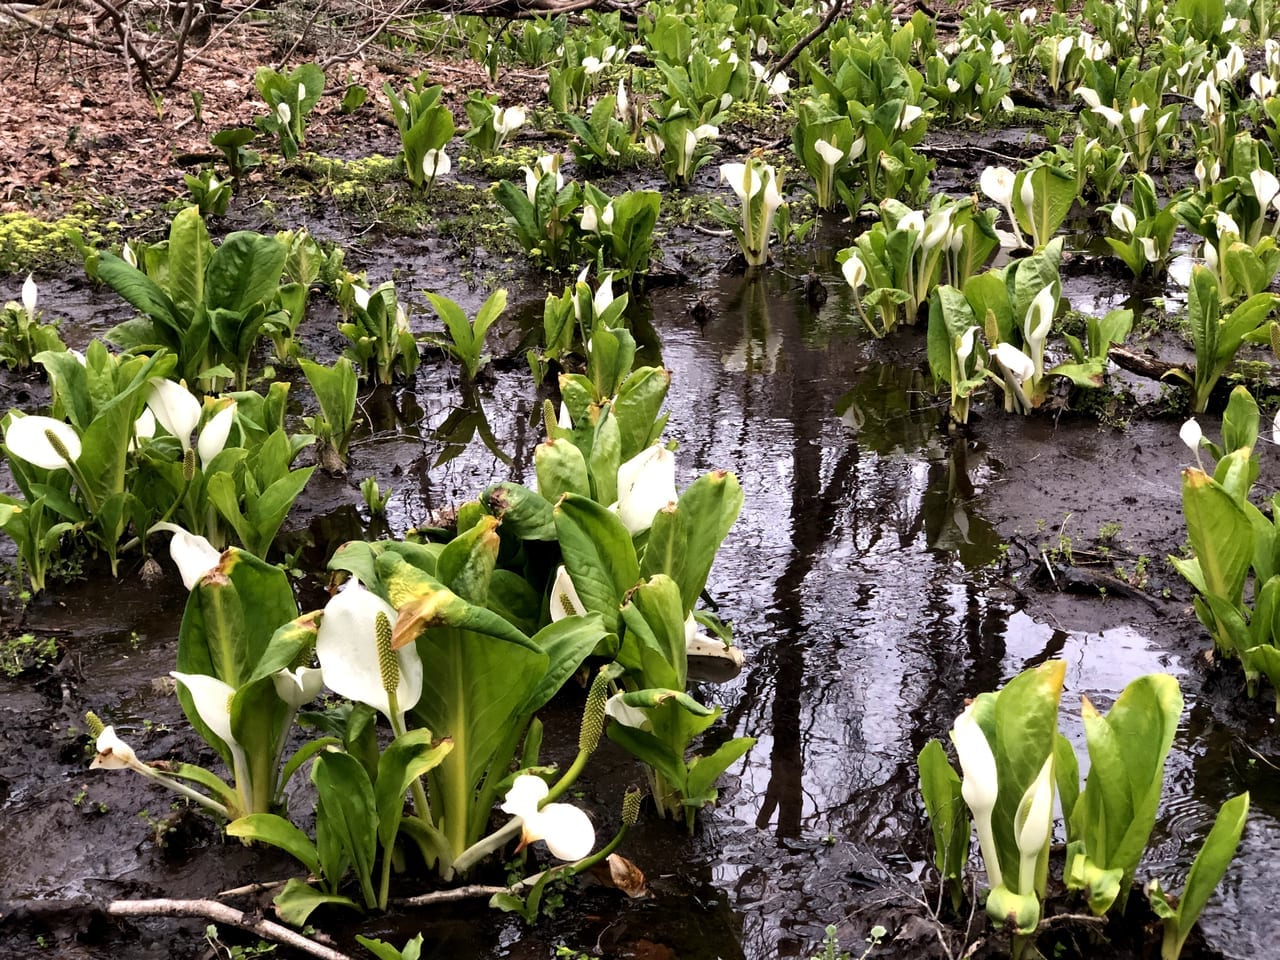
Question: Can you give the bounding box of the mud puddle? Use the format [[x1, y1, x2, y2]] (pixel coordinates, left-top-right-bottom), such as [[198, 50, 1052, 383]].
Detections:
[[0, 214, 1275, 960]]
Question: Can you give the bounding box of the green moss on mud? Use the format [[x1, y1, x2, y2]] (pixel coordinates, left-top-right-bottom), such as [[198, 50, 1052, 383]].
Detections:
[[0, 209, 118, 275], [0, 633, 60, 678]]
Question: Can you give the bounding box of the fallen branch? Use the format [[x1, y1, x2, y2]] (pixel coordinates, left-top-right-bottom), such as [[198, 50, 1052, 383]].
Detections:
[[109, 899, 351, 958], [0, 898, 352, 960], [1108, 345, 1186, 382], [396, 883, 508, 906], [768, 0, 847, 77]]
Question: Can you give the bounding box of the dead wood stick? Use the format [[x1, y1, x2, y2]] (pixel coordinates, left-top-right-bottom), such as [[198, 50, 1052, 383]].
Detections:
[[318, 0, 414, 70], [769, 0, 847, 76], [85, 0, 153, 86], [395, 883, 508, 906], [0, 5, 126, 55], [1108, 345, 1186, 381], [104, 899, 353, 960], [0, 897, 350, 959]]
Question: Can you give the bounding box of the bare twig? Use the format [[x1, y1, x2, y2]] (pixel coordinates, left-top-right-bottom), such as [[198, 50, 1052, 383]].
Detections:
[[0, 898, 352, 960], [395, 883, 508, 906], [104, 899, 352, 960], [318, 0, 414, 70], [216, 878, 293, 898], [769, 0, 847, 76]]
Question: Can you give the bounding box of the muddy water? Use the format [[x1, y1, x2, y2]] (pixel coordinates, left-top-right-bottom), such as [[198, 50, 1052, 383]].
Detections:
[[1, 257, 1277, 960]]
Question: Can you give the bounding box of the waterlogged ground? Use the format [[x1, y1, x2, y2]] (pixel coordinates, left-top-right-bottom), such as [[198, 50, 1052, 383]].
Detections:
[[2, 246, 1279, 960], [3, 74, 1280, 960]]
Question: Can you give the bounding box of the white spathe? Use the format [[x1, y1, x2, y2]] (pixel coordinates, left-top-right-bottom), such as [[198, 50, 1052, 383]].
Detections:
[[549, 565, 587, 621], [171, 671, 239, 748], [814, 138, 844, 167], [22, 274, 37, 317], [146, 378, 201, 452], [154, 521, 223, 590], [493, 104, 526, 135], [1180, 418, 1202, 453], [4, 414, 81, 471], [720, 162, 764, 202], [500, 773, 596, 861], [198, 401, 236, 469], [423, 149, 452, 179], [1252, 169, 1280, 211], [1110, 204, 1137, 235], [316, 583, 423, 724], [273, 666, 325, 708], [980, 166, 1016, 208], [91, 726, 140, 770], [1015, 757, 1056, 892], [952, 704, 1002, 887], [842, 253, 867, 290], [605, 692, 650, 729], [615, 443, 677, 535], [993, 342, 1035, 385]]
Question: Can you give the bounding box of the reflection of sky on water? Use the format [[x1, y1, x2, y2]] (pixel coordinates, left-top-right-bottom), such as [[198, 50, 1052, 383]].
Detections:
[[330, 265, 1262, 958], [631, 271, 1259, 958]]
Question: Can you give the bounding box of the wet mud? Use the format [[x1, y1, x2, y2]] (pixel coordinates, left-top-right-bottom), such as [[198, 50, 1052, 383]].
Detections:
[[2, 121, 1278, 960]]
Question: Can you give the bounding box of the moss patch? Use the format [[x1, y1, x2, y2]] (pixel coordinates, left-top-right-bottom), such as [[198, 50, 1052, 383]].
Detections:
[[0, 633, 60, 678], [0, 209, 118, 275]]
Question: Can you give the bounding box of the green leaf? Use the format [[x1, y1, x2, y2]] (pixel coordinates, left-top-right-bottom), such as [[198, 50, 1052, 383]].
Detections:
[[1180, 468, 1252, 608], [555, 494, 640, 632], [917, 739, 969, 889], [535, 438, 590, 503], [313, 750, 379, 908], [620, 574, 687, 689], [614, 367, 671, 460], [1161, 792, 1249, 960], [640, 471, 744, 612], [413, 626, 546, 858], [980, 660, 1065, 886], [356, 934, 424, 960], [521, 614, 608, 715], [167, 207, 213, 318], [272, 877, 360, 927], [97, 252, 183, 336], [205, 231, 288, 315], [482, 482, 556, 541], [683, 736, 755, 806], [1072, 674, 1182, 914], [227, 813, 321, 876], [374, 728, 454, 849]]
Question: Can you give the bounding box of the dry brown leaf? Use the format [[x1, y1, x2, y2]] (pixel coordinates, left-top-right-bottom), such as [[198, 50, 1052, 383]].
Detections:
[[604, 852, 648, 898]]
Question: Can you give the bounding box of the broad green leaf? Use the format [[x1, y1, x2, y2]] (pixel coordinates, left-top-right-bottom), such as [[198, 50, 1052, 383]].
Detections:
[[97, 252, 182, 335], [620, 574, 687, 690], [435, 514, 499, 606], [412, 625, 546, 857], [313, 750, 379, 907], [272, 877, 360, 927], [356, 934, 424, 960], [1180, 468, 1252, 606], [917, 739, 969, 891], [555, 493, 641, 632], [640, 471, 744, 612], [374, 728, 454, 849], [205, 232, 288, 315], [167, 207, 213, 317], [535, 437, 590, 502], [980, 660, 1065, 886], [1161, 792, 1249, 960], [482, 482, 556, 541], [227, 813, 321, 876], [683, 735, 755, 805], [521, 614, 608, 715]]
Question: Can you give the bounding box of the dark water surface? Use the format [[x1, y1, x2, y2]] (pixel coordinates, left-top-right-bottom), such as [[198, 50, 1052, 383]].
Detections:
[[1, 258, 1276, 960]]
